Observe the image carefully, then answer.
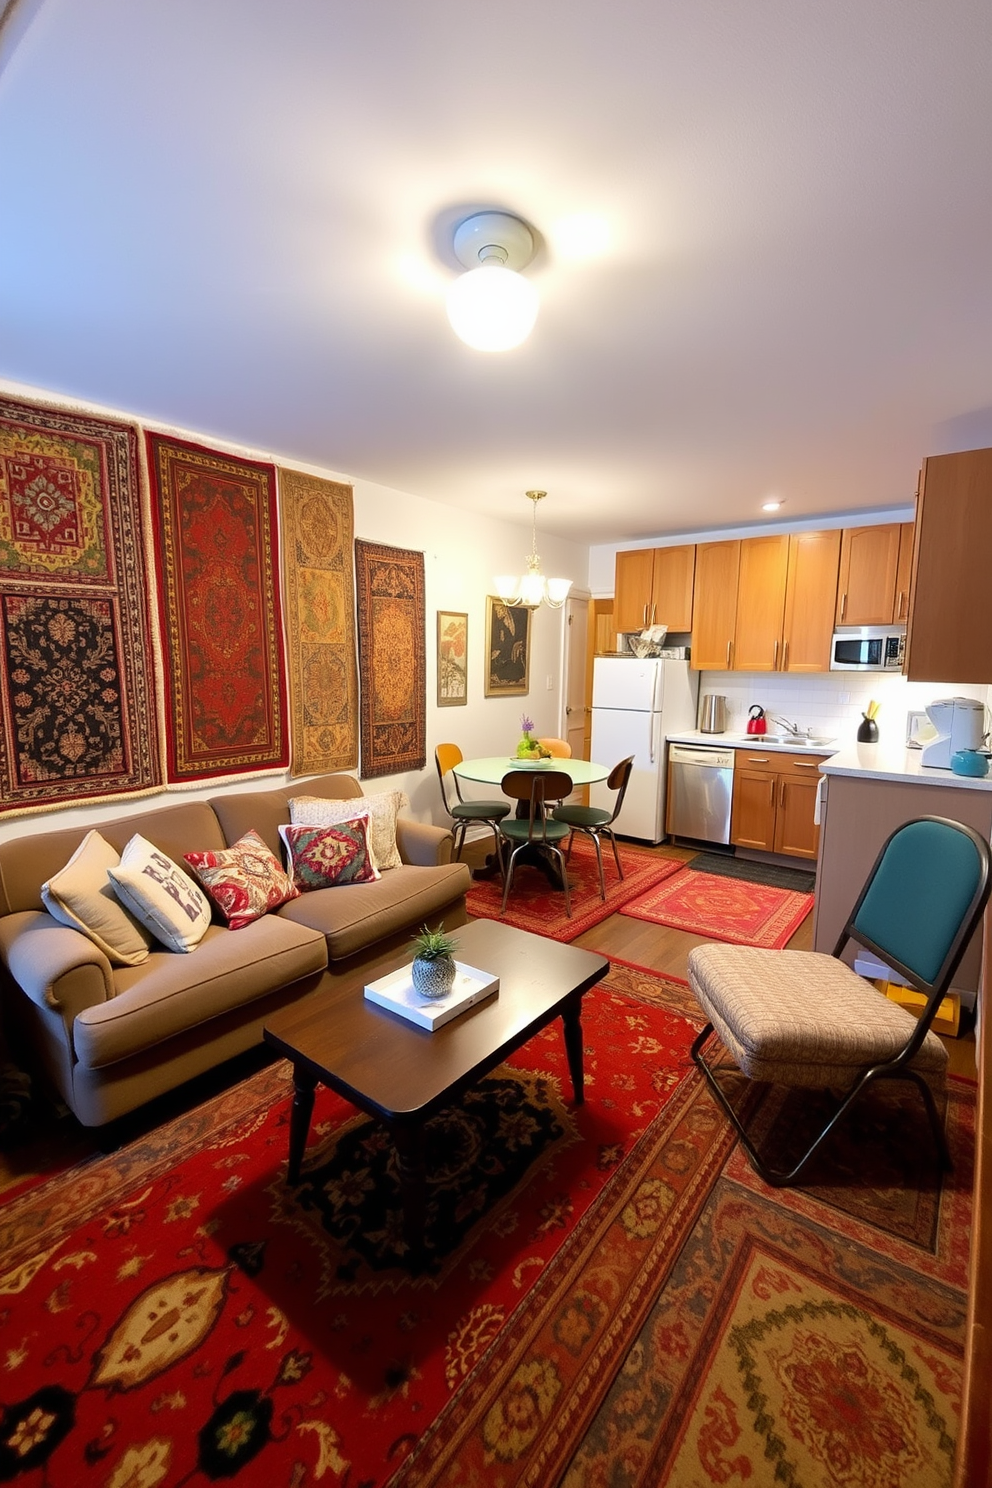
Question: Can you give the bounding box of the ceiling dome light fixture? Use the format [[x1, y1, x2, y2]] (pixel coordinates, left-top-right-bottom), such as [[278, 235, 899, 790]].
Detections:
[[446, 211, 539, 352], [494, 490, 572, 610]]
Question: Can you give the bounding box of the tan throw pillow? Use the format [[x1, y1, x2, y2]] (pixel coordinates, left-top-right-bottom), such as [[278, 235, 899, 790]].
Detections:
[[41, 829, 153, 967], [108, 835, 212, 953], [290, 791, 407, 872]]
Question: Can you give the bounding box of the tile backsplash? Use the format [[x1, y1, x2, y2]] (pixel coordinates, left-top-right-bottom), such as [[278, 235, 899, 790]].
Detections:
[[694, 671, 990, 745]]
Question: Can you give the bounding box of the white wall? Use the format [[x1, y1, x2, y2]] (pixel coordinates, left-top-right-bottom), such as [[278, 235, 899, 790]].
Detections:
[[0, 377, 587, 844]]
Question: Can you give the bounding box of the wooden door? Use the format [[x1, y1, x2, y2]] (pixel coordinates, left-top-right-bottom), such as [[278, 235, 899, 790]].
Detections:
[[781, 529, 841, 672], [905, 447, 992, 682], [564, 597, 589, 763], [835, 525, 901, 625], [893, 522, 914, 624], [774, 774, 820, 858], [731, 769, 778, 850], [614, 549, 656, 632], [691, 541, 741, 671], [733, 535, 789, 671], [651, 544, 695, 632]]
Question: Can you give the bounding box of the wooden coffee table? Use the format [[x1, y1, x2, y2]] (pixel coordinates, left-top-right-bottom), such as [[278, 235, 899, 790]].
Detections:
[[263, 920, 609, 1256]]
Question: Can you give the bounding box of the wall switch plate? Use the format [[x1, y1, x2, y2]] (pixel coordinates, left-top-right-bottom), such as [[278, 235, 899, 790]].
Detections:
[[546, 675, 554, 690]]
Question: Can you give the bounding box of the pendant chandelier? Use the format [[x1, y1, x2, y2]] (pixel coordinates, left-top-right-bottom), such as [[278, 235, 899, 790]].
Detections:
[[494, 491, 573, 610]]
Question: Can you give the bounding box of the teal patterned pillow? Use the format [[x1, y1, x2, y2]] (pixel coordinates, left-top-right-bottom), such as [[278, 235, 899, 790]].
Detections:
[[278, 818, 379, 892]]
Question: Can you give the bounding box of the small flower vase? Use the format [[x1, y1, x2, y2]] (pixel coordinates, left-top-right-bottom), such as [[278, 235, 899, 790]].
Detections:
[[516, 732, 538, 759], [412, 954, 457, 1000], [856, 717, 879, 743]]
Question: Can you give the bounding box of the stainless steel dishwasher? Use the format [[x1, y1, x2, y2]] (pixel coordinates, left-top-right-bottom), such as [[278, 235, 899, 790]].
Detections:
[[666, 744, 735, 844]]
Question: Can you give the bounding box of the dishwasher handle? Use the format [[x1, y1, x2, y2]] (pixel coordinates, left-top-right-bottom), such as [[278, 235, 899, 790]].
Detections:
[[668, 744, 736, 769]]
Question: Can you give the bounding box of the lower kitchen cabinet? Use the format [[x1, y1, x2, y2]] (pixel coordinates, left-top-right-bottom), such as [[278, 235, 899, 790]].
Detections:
[[730, 750, 823, 860]]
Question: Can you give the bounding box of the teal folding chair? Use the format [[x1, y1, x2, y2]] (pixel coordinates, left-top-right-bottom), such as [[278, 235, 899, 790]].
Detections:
[[688, 816, 991, 1185]]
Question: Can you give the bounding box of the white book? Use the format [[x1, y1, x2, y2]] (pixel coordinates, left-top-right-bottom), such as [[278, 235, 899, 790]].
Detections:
[[364, 961, 500, 1031]]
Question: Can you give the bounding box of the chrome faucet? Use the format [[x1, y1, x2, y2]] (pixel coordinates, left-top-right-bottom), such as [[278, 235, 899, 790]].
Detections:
[[772, 714, 810, 739]]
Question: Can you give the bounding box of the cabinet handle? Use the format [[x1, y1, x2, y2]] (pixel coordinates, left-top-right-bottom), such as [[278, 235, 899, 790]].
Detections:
[[726, 639, 733, 668], [773, 638, 779, 670], [782, 639, 789, 670], [642, 604, 648, 627], [896, 590, 906, 619], [780, 780, 786, 808], [651, 603, 657, 625], [792, 761, 819, 768], [748, 757, 770, 764], [840, 592, 847, 620]]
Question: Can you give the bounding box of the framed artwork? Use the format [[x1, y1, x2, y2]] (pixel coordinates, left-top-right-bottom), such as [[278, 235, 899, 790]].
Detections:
[[437, 610, 468, 706], [485, 597, 531, 697]]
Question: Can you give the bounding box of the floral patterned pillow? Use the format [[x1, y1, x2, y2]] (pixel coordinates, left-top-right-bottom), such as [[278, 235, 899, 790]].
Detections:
[[184, 829, 300, 930], [278, 819, 380, 892]]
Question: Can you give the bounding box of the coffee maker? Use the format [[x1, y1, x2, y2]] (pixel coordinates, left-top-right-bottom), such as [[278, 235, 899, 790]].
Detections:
[[921, 697, 985, 769]]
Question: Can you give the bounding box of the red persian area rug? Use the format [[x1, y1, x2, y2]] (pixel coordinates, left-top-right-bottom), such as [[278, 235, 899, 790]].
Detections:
[[277, 469, 358, 777], [0, 395, 162, 814], [466, 838, 685, 941], [355, 540, 426, 779], [620, 865, 814, 948], [0, 962, 971, 1487], [146, 435, 289, 782]]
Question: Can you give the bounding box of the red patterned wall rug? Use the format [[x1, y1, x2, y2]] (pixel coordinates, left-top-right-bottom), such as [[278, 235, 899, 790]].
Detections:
[[620, 865, 814, 949], [278, 469, 358, 776], [355, 540, 426, 779], [0, 396, 162, 814], [466, 838, 685, 942], [146, 435, 288, 783], [0, 962, 971, 1487]]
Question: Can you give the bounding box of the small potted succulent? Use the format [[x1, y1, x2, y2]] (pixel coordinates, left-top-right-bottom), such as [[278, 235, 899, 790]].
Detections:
[[410, 922, 459, 999]]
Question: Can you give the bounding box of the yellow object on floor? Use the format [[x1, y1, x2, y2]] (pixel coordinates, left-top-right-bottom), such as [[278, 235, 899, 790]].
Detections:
[[878, 980, 962, 1038]]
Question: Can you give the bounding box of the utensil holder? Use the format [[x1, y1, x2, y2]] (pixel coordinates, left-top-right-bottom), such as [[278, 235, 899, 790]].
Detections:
[[856, 718, 879, 743]]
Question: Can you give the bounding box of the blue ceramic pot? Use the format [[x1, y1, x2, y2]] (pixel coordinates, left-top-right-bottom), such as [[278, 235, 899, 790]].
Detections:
[[951, 750, 990, 778]]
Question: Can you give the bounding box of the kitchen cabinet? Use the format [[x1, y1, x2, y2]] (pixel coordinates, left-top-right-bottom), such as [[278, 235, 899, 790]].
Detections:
[[732, 535, 789, 672], [835, 523, 904, 626], [893, 521, 914, 623], [690, 541, 740, 670], [614, 544, 695, 633], [781, 529, 842, 671], [904, 446, 992, 683], [731, 749, 822, 859], [705, 530, 841, 674]]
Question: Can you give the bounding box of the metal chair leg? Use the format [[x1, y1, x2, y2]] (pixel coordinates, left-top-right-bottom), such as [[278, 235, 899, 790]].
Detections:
[[604, 827, 623, 880], [452, 821, 468, 861], [500, 844, 522, 914], [551, 845, 572, 916], [589, 831, 606, 900]]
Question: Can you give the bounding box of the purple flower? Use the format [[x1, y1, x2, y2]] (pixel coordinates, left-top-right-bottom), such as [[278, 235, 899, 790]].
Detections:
[[520, 714, 534, 733]]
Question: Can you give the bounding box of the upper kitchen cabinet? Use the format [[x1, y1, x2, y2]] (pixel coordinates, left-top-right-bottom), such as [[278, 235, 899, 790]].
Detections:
[[732, 535, 789, 671], [727, 530, 841, 673], [614, 544, 695, 633], [691, 541, 741, 669], [835, 524, 903, 626], [893, 522, 914, 623], [904, 446, 992, 683]]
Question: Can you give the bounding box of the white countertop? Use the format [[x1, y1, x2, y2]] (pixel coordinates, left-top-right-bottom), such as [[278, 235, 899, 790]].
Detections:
[[819, 740, 992, 791], [666, 730, 837, 756]]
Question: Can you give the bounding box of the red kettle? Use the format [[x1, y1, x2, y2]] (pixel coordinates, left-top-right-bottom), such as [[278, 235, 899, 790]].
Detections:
[[747, 705, 767, 736]]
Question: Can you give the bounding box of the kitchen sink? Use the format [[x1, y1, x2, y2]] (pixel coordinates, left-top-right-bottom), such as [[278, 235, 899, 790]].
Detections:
[[732, 733, 836, 748]]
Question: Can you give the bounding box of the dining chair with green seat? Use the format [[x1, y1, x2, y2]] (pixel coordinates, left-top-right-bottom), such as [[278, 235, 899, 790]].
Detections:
[[434, 744, 511, 864], [499, 769, 575, 917], [552, 755, 634, 901], [688, 815, 992, 1186]]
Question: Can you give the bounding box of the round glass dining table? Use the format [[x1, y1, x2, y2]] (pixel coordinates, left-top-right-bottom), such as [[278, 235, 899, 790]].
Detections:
[[452, 756, 610, 788]]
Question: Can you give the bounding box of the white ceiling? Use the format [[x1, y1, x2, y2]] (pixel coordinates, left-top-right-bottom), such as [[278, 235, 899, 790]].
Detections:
[[0, 0, 990, 545]]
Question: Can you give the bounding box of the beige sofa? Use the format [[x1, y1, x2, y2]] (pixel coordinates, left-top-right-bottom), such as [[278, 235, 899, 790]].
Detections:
[[0, 773, 470, 1127]]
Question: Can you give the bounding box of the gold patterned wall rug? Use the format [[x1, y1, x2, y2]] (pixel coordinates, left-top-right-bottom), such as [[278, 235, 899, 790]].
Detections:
[[147, 434, 288, 782], [0, 395, 162, 815], [355, 538, 426, 778], [278, 468, 358, 775]]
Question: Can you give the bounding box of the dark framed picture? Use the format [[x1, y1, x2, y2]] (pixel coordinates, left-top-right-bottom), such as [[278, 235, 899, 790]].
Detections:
[[437, 610, 468, 706], [485, 597, 531, 697]]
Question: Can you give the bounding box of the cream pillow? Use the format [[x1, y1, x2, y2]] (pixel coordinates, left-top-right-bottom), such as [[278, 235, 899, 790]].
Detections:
[[289, 791, 407, 872], [41, 830, 153, 967], [108, 835, 212, 953]]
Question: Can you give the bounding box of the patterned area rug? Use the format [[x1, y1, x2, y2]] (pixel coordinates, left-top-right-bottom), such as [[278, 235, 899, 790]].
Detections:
[[147, 434, 288, 782], [355, 539, 426, 778], [0, 395, 162, 814], [0, 963, 972, 1487], [620, 865, 814, 948], [277, 468, 358, 775], [466, 838, 686, 942], [689, 849, 816, 893]]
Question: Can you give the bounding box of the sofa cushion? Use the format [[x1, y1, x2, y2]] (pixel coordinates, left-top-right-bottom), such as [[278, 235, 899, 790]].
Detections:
[[185, 830, 300, 929], [41, 830, 153, 967], [290, 789, 407, 871], [276, 861, 471, 961], [210, 775, 364, 862], [108, 835, 212, 953], [73, 918, 327, 1069], [278, 818, 379, 891]]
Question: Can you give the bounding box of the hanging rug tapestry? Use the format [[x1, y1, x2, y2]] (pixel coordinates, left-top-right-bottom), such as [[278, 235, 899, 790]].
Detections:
[[147, 435, 288, 783], [355, 538, 426, 778], [620, 865, 814, 949], [0, 395, 162, 816], [277, 468, 358, 776], [0, 962, 973, 1487]]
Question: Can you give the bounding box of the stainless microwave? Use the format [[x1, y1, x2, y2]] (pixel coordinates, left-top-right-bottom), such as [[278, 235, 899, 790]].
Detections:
[[830, 625, 906, 672]]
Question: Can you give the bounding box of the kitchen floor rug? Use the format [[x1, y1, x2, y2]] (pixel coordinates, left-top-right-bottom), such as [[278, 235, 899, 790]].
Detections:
[[688, 849, 816, 893], [619, 866, 814, 948], [465, 837, 685, 942]]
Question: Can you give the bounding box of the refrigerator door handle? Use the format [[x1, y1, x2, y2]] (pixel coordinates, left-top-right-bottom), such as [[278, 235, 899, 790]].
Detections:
[[649, 711, 659, 765]]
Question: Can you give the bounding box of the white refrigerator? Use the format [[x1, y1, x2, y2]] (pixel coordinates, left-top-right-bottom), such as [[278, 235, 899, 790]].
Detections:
[[589, 657, 699, 843]]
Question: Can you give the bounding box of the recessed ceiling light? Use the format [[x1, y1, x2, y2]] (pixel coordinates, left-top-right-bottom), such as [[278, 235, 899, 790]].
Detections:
[[761, 499, 783, 512]]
